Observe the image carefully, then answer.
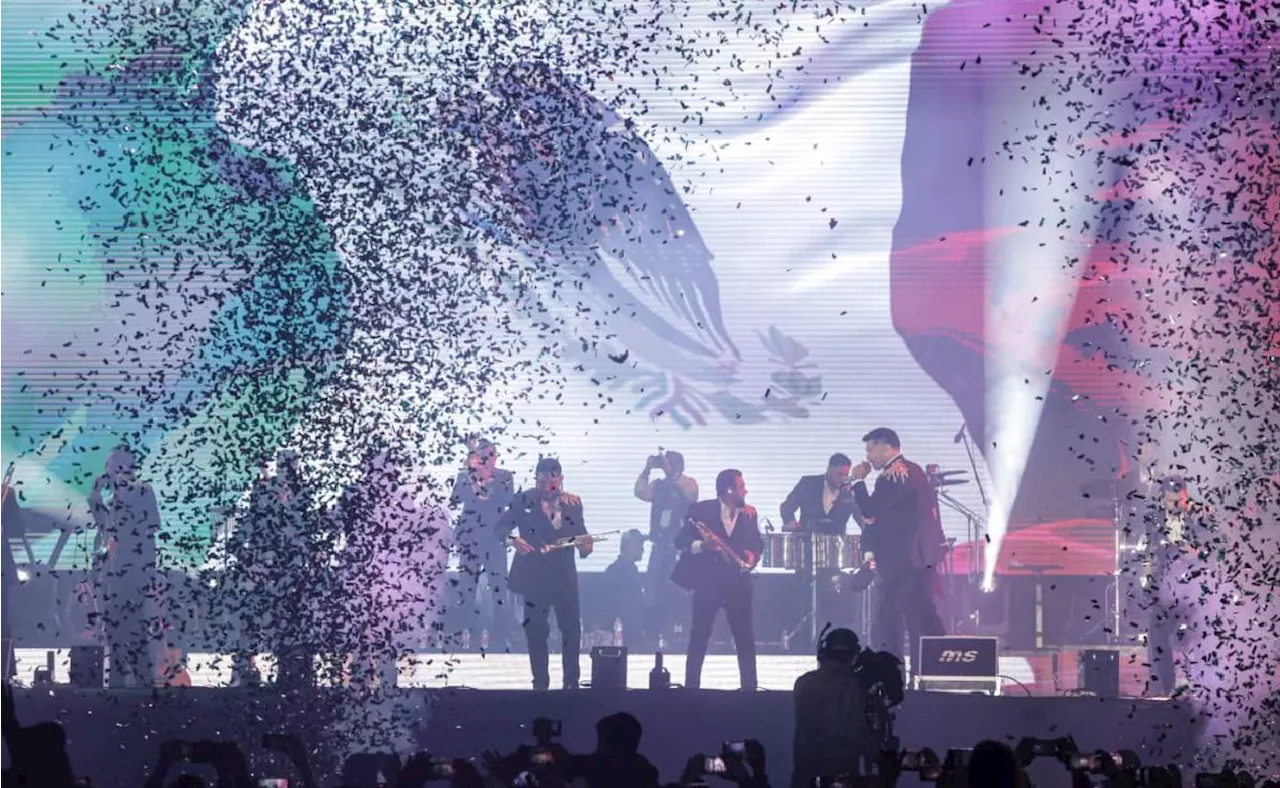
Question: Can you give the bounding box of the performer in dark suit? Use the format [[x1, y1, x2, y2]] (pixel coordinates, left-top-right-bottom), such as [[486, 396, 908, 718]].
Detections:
[[88, 446, 162, 688], [673, 469, 763, 690], [2, 465, 22, 681], [229, 450, 322, 690], [498, 457, 593, 690], [450, 438, 517, 648], [781, 453, 866, 639], [780, 453, 863, 534], [850, 428, 946, 675]]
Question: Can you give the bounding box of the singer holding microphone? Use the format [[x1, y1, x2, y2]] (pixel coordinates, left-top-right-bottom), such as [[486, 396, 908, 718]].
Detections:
[[672, 469, 763, 691], [849, 428, 946, 677], [499, 457, 594, 690]]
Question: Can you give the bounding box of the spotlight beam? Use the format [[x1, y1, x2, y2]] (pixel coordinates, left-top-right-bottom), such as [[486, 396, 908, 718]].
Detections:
[[981, 76, 1112, 587]]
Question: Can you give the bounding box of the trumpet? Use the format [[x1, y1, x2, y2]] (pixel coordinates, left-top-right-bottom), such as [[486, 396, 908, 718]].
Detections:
[[691, 520, 754, 573], [541, 529, 621, 551]]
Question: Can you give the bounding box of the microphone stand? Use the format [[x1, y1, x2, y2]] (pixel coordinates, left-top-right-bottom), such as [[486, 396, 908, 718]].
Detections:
[[946, 421, 992, 635], [955, 423, 988, 582]]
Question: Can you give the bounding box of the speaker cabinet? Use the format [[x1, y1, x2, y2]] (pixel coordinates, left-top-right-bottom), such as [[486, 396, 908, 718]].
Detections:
[[590, 646, 627, 690], [1079, 649, 1120, 698], [69, 646, 105, 688]]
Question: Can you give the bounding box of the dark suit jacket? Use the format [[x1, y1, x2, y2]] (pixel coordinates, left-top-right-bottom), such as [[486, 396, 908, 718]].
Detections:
[[673, 498, 763, 593], [852, 457, 945, 576], [780, 474, 863, 534], [498, 491, 587, 596], [0, 488, 24, 588], [450, 468, 516, 541]]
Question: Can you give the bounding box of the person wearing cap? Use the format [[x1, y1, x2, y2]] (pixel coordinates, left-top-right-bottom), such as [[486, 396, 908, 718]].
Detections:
[[450, 437, 517, 649], [3, 465, 24, 681], [87, 444, 162, 688], [1142, 474, 1210, 697], [791, 627, 876, 788], [498, 457, 593, 690]]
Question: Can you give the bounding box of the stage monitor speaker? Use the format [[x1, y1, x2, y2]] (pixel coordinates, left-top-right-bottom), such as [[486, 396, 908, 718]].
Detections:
[[915, 636, 1001, 695], [1079, 649, 1120, 698], [590, 646, 627, 690], [69, 646, 105, 688]]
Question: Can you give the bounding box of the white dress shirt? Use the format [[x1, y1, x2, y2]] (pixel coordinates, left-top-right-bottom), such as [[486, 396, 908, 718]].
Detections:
[[720, 501, 740, 538], [822, 483, 838, 515]]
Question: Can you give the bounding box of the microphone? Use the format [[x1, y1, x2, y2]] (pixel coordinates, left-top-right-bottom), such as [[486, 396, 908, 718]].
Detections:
[[953, 424, 967, 444]]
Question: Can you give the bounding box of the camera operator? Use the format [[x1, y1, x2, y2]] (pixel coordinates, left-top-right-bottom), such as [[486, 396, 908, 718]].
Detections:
[[791, 628, 877, 788]]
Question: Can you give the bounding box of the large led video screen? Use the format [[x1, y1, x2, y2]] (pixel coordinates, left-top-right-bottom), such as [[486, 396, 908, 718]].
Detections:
[[2, 0, 1274, 584]]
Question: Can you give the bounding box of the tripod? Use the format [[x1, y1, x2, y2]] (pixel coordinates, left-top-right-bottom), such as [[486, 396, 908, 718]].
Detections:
[[783, 530, 870, 650], [782, 532, 823, 650]]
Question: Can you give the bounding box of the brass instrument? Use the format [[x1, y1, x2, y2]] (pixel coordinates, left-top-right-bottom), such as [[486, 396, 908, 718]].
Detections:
[[543, 529, 619, 551], [509, 529, 620, 552], [691, 520, 754, 573]]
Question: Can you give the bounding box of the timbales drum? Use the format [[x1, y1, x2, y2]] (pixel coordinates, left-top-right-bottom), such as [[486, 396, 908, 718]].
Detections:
[[761, 533, 801, 569], [812, 534, 861, 570]]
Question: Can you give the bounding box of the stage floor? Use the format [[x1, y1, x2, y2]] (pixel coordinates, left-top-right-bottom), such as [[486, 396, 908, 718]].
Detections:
[[14, 645, 1171, 696]]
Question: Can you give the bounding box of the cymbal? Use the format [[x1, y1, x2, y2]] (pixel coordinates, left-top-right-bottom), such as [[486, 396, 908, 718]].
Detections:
[[931, 479, 969, 487], [929, 469, 969, 477]]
